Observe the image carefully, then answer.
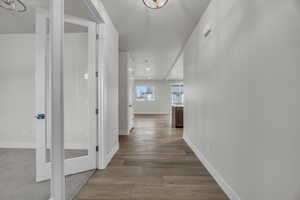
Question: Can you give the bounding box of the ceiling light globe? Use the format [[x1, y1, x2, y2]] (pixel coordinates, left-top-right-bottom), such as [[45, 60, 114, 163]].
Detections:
[[0, 0, 27, 12], [143, 0, 168, 9]]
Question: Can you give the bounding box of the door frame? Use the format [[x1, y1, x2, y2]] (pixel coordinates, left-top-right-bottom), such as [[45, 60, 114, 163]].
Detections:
[[35, 9, 100, 182], [83, 0, 106, 170], [43, 0, 105, 199]]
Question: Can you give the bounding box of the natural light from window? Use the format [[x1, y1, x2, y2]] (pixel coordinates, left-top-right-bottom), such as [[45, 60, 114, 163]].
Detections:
[[171, 84, 184, 105], [136, 86, 156, 101]]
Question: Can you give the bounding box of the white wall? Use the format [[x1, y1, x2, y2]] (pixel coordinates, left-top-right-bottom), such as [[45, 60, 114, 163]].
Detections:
[[99, 12, 119, 167], [0, 34, 35, 147], [183, 0, 300, 200], [0, 33, 90, 149], [64, 33, 90, 149], [134, 80, 171, 114]]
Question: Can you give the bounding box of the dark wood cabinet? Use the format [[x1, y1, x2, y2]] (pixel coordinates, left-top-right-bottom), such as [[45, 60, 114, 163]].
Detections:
[[172, 106, 184, 128]]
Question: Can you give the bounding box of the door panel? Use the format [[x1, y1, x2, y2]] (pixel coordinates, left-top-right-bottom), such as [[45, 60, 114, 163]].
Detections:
[[35, 10, 97, 182], [128, 78, 134, 131]]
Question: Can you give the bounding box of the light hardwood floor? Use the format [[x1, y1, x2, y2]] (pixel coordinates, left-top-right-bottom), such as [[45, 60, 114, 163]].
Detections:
[[75, 114, 229, 200]]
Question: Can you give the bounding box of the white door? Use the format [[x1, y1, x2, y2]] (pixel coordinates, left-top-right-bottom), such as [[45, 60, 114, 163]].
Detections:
[[128, 78, 134, 131], [35, 10, 97, 182]]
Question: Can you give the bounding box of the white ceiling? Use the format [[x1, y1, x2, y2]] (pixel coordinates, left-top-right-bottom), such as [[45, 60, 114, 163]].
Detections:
[[0, 0, 95, 34], [101, 0, 210, 80]]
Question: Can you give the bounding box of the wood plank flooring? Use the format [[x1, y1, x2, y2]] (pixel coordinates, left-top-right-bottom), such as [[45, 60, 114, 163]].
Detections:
[[75, 114, 229, 200]]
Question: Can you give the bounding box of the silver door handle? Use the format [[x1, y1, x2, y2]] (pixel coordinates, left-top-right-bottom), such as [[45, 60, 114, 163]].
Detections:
[[35, 113, 46, 120]]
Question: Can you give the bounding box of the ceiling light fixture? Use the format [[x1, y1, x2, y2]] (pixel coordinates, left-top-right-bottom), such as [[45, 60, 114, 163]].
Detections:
[[0, 0, 27, 12], [143, 0, 168, 9], [146, 67, 151, 71]]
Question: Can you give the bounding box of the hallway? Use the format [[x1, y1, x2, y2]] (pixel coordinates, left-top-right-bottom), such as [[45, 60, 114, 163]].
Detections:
[[76, 115, 229, 200]]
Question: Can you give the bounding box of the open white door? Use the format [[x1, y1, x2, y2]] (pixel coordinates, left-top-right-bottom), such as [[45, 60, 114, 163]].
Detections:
[[128, 78, 135, 131], [35, 10, 97, 182]]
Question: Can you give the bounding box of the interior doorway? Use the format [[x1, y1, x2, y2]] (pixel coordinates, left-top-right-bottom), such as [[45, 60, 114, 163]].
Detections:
[[170, 83, 184, 128], [35, 9, 98, 182], [0, 0, 103, 199]]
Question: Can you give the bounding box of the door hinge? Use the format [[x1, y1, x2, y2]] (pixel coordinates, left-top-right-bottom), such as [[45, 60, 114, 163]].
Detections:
[[96, 33, 104, 40], [96, 108, 99, 115], [95, 71, 99, 78], [96, 146, 99, 152]]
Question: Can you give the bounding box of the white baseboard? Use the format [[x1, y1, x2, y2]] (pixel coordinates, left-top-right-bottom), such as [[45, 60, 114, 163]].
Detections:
[[0, 142, 34, 149], [119, 130, 130, 136], [134, 112, 170, 115], [102, 142, 119, 169], [0, 142, 88, 150], [64, 143, 89, 150], [183, 135, 241, 200]]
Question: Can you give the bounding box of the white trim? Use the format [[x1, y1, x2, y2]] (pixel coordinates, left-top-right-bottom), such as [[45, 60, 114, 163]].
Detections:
[[134, 112, 170, 115], [35, 8, 49, 184], [99, 143, 119, 169], [0, 142, 35, 149], [0, 143, 89, 150], [183, 135, 241, 200], [119, 130, 130, 136], [83, 0, 104, 23], [96, 23, 105, 170], [50, 0, 65, 199]]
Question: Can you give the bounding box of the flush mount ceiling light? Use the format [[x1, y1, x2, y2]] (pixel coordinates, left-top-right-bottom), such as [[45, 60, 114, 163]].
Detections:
[[143, 0, 168, 9], [0, 0, 27, 12]]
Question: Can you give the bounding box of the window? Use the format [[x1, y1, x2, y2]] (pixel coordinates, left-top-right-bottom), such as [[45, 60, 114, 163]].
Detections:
[[171, 84, 184, 105], [136, 86, 156, 101]]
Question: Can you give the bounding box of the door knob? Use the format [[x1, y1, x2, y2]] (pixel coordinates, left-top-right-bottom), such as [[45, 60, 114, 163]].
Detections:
[[35, 113, 46, 120]]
